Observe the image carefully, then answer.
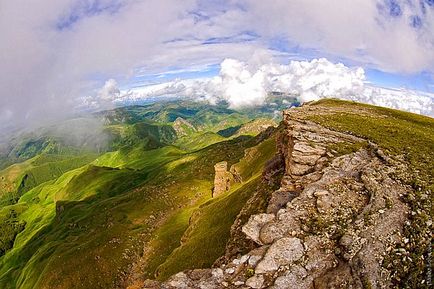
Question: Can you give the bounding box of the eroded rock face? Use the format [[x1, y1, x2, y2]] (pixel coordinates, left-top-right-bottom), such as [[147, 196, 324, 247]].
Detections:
[[213, 161, 232, 197], [242, 214, 275, 245], [255, 237, 304, 273], [143, 105, 412, 289], [173, 117, 197, 137]]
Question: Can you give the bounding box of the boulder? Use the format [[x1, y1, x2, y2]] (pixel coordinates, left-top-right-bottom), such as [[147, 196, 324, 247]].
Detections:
[[273, 265, 312, 289], [242, 213, 275, 245], [255, 237, 304, 273], [246, 274, 265, 288]]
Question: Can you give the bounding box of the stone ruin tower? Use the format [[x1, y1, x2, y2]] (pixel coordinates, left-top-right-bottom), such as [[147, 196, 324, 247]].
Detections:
[[212, 161, 232, 197]]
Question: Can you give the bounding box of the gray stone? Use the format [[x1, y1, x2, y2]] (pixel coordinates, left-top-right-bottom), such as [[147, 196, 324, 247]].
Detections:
[[293, 143, 326, 155], [248, 247, 268, 266], [290, 162, 313, 176], [248, 255, 262, 266], [166, 272, 191, 288], [255, 237, 305, 273], [242, 213, 276, 245], [246, 274, 265, 288], [273, 265, 312, 289], [314, 189, 333, 213], [259, 221, 286, 244], [292, 151, 321, 165], [267, 190, 298, 214]]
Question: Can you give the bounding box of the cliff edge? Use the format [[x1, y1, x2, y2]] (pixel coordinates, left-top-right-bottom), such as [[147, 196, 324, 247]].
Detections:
[[143, 99, 433, 289]]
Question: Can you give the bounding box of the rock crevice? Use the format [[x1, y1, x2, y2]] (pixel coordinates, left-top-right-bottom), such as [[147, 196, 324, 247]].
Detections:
[[146, 106, 412, 289]]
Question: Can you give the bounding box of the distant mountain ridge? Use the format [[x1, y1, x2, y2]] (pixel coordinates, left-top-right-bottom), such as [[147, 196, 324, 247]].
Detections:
[[148, 99, 434, 289], [0, 99, 432, 289]]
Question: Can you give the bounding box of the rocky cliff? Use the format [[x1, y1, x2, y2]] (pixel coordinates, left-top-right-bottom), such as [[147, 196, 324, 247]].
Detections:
[[143, 101, 432, 289], [213, 162, 233, 197]]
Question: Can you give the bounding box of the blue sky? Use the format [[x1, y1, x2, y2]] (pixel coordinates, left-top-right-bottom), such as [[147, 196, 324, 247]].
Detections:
[[55, 1, 434, 83], [365, 69, 434, 92], [126, 62, 434, 93], [118, 0, 434, 93], [0, 0, 433, 128]]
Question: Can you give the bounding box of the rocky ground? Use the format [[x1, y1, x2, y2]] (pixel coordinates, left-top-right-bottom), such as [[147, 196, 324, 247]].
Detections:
[[140, 105, 421, 289]]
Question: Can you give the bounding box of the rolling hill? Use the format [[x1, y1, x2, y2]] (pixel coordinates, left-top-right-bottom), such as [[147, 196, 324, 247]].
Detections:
[[0, 99, 432, 289]]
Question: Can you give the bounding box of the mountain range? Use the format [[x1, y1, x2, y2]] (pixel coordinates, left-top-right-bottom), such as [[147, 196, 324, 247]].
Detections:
[[0, 99, 432, 289]]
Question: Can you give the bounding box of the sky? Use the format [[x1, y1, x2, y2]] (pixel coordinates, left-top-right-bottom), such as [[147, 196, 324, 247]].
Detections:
[[1, 0, 434, 132]]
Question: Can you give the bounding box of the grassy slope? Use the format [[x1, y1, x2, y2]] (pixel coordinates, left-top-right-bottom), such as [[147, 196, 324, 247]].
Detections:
[[218, 118, 277, 139], [154, 137, 276, 279], [174, 132, 226, 151], [307, 99, 434, 288], [308, 99, 433, 188], [0, 163, 150, 289], [155, 178, 262, 279], [0, 162, 32, 205], [92, 145, 185, 170], [0, 101, 280, 289], [0, 133, 269, 289], [100, 101, 251, 132], [139, 136, 262, 278], [0, 154, 97, 207]]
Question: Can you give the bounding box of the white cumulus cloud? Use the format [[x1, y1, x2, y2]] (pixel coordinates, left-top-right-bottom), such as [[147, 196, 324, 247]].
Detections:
[[193, 58, 366, 108], [98, 79, 120, 100], [115, 57, 434, 116], [2, 0, 433, 132]]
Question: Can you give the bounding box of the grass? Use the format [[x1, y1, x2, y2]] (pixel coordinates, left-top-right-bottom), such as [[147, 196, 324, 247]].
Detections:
[[0, 165, 148, 289], [92, 145, 185, 170], [155, 178, 262, 280], [19, 154, 98, 194], [0, 210, 26, 257], [106, 121, 177, 151], [141, 194, 203, 279], [307, 98, 434, 288], [0, 132, 269, 289], [232, 137, 276, 181], [309, 99, 434, 188], [327, 141, 368, 157], [174, 132, 226, 151], [0, 101, 281, 289], [154, 135, 277, 280], [0, 162, 32, 206], [0, 154, 98, 207]]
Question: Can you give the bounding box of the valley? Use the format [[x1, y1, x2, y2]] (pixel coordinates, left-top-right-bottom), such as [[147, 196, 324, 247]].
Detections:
[[0, 99, 432, 289]]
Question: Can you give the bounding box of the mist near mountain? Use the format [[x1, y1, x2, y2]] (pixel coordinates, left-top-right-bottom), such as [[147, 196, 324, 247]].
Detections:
[[1, 1, 433, 133]]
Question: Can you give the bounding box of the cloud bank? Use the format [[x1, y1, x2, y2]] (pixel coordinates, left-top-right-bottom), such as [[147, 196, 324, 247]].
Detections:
[[240, 0, 434, 73], [1, 0, 433, 132], [114, 58, 434, 116], [98, 79, 121, 101]]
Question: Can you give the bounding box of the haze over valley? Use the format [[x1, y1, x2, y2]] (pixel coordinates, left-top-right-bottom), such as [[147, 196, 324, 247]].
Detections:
[[0, 1, 433, 289]]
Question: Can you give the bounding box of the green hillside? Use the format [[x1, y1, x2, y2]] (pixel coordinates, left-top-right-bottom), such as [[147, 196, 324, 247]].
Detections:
[[2, 98, 429, 289], [0, 100, 282, 289]]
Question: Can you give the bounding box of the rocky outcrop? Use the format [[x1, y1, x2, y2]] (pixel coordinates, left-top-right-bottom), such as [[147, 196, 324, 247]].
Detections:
[[231, 119, 277, 138], [212, 162, 233, 197], [144, 105, 413, 289], [173, 117, 197, 137]]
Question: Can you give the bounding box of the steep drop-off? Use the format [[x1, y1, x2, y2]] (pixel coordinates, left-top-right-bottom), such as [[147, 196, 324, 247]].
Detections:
[[149, 100, 433, 289], [0, 100, 432, 289]]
